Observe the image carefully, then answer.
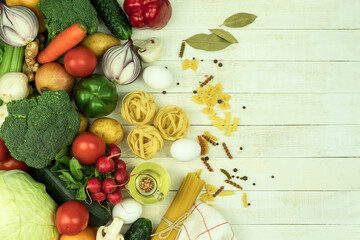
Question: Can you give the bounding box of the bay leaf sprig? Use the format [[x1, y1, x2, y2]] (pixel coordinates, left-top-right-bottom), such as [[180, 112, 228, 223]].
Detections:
[[221, 13, 257, 28], [209, 29, 238, 43], [183, 12, 256, 52], [185, 33, 233, 51]]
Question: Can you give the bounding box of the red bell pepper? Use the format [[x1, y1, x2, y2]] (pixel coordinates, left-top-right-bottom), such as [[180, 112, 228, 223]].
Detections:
[[123, 0, 172, 29]]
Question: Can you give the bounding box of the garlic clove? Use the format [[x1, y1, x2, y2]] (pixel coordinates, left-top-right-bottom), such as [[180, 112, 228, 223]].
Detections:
[[133, 37, 162, 63]]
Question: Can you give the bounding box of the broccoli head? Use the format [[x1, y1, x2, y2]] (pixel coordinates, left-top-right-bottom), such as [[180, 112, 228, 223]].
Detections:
[[0, 90, 81, 168], [38, 0, 98, 44]]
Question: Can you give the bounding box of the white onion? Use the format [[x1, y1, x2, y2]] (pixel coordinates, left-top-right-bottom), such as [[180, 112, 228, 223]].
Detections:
[[102, 39, 142, 85], [0, 4, 39, 47]]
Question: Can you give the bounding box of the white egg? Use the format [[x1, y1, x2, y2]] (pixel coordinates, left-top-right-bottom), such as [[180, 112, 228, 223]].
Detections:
[[143, 66, 173, 90], [112, 198, 143, 224], [170, 138, 201, 161]]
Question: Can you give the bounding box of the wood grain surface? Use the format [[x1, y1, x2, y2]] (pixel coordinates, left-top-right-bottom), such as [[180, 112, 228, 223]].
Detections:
[[113, 0, 360, 238]]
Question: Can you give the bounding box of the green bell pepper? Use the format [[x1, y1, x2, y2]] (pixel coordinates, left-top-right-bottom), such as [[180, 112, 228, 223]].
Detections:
[[73, 75, 118, 118]]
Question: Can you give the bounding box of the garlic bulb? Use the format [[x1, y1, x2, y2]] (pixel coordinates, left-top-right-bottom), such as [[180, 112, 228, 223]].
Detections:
[[0, 4, 39, 47], [102, 39, 142, 85]]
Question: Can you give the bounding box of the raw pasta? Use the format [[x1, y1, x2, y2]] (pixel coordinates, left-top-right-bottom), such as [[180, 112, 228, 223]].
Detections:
[[154, 106, 190, 141], [151, 170, 205, 240], [127, 125, 163, 160], [204, 131, 218, 141], [121, 91, 157, 125]]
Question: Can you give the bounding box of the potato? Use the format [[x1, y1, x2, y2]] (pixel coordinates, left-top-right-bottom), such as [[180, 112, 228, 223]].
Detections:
[[89, 118, 124, 144], [78, 112, 88, 133], [81, 32, 121, 57]]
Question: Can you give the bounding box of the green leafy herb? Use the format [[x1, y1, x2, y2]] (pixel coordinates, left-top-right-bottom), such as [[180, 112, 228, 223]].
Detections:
[[69, 158, 83, 181], [59, 172, 80, 189], [185, 33, 233, 51], [76, 181, 88, 200], [209, 29, 238, 44], [222, 13, 257, 28], [82, 165, 96, 175], [52, 147, 96, 201], [95, 167, 100, 178], [55, 148, 71, 166]]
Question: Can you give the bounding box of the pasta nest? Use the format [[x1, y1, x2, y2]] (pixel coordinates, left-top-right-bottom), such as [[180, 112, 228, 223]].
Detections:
[[154, 106, 190, 141], [127, 125, 164, 160], [121, 91, 157, 125]]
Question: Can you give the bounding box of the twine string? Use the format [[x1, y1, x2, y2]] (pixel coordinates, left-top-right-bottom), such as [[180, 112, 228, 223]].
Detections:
[[151, 213, 189, 239]]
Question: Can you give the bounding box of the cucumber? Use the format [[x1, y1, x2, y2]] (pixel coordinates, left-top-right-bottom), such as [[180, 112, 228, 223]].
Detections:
[[124, 218, 152, 240], [32, 167, 111, 227], [90, 0, 132, 40]]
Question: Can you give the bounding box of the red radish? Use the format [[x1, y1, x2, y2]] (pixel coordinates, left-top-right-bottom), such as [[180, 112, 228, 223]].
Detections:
[[102, 178, 118, 194], [115, 159, 127, 170], [108, 144, 121, 160], [115, 169, 130, 185], [96, 156, 115, 173], [106, 189, 122, 204], [87, 178, 102, 193], [91, 191, 106, 204]]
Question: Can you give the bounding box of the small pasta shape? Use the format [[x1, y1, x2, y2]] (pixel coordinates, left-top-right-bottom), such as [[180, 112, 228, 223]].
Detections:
[[204, 131, 218, 141]]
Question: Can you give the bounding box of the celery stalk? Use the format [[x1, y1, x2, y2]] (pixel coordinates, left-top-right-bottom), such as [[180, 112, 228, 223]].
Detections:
[[9, 46, 25, 73], [0, 46, 14, 77], [0, 45, 25, 77]]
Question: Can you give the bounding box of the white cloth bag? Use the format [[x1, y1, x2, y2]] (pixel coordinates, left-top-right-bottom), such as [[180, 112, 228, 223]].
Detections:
[[176, 201, 239, 240]]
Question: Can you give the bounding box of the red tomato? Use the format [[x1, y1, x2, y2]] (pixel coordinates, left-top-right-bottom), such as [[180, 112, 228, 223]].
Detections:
[[72, 132, 106, 165], [0, 137, 10, 162], [55, 200, 89, 235], [0, 156, 30, 172], [64, 46, 97, 78]]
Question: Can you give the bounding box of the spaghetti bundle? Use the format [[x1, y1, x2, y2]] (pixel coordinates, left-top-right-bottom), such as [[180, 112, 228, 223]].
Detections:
[[154, 106, 190, 141], [127, 125, 163, 160], [151, 170, 205, 240], [121, 91, 157, 125]]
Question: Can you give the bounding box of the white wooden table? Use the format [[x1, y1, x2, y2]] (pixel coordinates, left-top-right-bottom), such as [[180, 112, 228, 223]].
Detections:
[[110, 0, 360, 239]]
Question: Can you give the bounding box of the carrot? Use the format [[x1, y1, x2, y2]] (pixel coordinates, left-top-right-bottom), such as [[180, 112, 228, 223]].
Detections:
[[37, 23, 87, 64]]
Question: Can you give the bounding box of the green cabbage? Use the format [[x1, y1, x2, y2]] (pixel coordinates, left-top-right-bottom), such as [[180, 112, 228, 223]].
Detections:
[[0, 170, 59, 240]]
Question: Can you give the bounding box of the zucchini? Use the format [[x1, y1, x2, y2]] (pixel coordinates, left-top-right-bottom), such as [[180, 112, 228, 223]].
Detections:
[[90, 0, 132, 40], [32, 167, 111, 227], [124, 218, 152, 240], [0, 45, 25, 77]]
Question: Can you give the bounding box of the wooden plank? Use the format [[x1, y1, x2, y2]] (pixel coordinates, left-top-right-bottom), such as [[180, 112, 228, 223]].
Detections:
[[117, 0, 360, 29], [232, 225, 360, 240], [110, 61, 360, 94], [110, 93, 360, 125], [139, 191, 360, 225], [123, 158, 360, 191], [115, 125, 360, 158], [130, 30, 360, 61]]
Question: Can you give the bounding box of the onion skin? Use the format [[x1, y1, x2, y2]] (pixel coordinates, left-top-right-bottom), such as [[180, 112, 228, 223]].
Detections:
[[35, 62, 75, 94], [0, 4, 39, 47], [102, 39, 142, 85]]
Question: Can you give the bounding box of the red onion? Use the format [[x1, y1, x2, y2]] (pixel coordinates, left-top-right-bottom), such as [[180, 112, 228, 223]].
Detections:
[[102, 38, 142, 85], [0, 4, 38, 47]]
